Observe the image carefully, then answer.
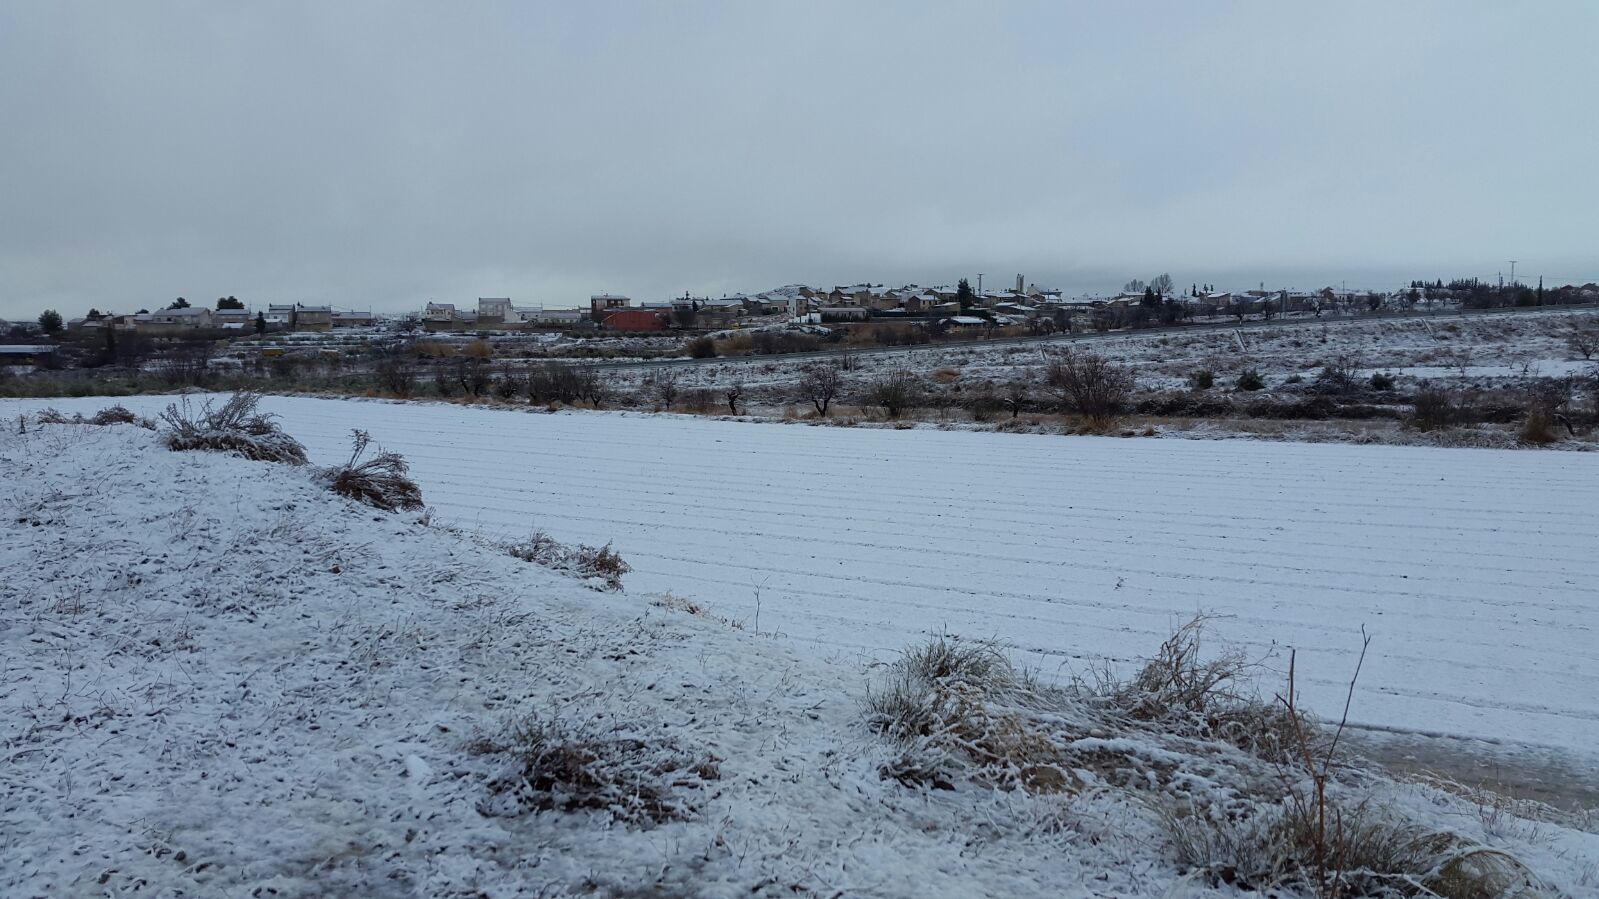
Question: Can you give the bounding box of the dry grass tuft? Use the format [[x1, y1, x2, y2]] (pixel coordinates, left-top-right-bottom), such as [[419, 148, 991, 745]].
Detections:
[[870, 621, 1549, 898], [475, 713, 720, 826], [159, 392, 308, 464], [89, 405, 140, 426], [322, 429, 424, 511], [1163, 798, 1548, 899], [30, 404, 151, 428], [507, 529, 632, 591]]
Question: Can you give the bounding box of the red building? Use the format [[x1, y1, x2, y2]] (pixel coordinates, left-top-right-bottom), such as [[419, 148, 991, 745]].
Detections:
[[601, 309, 669, 332]]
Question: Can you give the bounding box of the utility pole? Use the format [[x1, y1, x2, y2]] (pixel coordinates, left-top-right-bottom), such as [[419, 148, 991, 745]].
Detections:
[[977, 273, 984, 300]]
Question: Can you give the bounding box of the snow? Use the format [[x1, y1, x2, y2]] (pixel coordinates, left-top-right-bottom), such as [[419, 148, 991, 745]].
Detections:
[[8, 395, 1599, 766], [3, 413, 1597, 896]]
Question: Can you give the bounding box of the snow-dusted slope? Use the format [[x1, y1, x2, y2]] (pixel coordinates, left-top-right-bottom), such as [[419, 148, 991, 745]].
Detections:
[[4, 418, 1597, 896], [0, 423, 1095, 896]]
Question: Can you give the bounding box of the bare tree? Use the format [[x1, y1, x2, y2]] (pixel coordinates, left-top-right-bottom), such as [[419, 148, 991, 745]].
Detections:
[[1002, 379, 1029, 418], [1567, 321, 1598, 360], [652, 371, 681, 410], [1045, 350, 1133, 427], [153, 338, 216, 387], [799, 363, 843, 416], [725, 382, 744, 415], [575, 366, 612, 408]]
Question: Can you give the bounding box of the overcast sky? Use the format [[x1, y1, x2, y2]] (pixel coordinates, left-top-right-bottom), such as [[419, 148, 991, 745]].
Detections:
[[3, 1, 1596, 319]]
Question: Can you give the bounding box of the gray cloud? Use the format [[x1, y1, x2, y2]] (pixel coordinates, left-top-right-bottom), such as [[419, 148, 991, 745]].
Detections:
[[3, 1, 1596, 319]]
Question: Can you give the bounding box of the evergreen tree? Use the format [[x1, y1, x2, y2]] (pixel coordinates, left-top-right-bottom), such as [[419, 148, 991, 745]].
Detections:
[[216, 295, 245, 310], [956, 278, 975, 310], [254, 311, 267, 335], [38, 309, 63, 333], [168, 297, 190, 310]]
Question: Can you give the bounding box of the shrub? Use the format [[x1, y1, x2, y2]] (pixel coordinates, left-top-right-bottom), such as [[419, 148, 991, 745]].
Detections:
[[373, 346, 417, 397], [685, 336, 716, 359], [1309, 355, 1362, 395], [1046, 350, 1133, 426], [1367, 371, 1395, 391], [491, 368, 522, 400], [159, 392, 308, 464], [681, 387, 716, 414], [1407, 387, 1457, 431], [1188, 369, 1215, 391], [1235, 368, 1265, 391], [90, 404, 139, 425], [1519, 409, 1558, 444], [322, 429, 424, 511], [865, 370, 919, 419], [476, 713, 720, 825], [507, 530, 631, 590]]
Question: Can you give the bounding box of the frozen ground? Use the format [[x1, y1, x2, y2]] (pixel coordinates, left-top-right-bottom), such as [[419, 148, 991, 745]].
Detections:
[[8, 395, 1597, 768], [605, 306, 1599, 402], [4, 410, 1597, 896]]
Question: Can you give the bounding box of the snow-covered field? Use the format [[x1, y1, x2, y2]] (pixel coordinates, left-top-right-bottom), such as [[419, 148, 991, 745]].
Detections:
[[8, 395, 1597, 767], [5, 405, 1598, 896]]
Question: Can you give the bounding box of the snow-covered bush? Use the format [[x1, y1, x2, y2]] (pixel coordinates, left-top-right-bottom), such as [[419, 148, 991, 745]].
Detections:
[[159, 392, 308, 464], [506, 530, 631, 591], [320, 429, 424, 511], [89, 404, 141, 426], [475, 713, 720, 825]]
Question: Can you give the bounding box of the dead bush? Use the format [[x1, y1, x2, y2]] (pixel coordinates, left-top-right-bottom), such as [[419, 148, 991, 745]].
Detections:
[[32, 407, 72, 424], [1046, 350, 1133, 426], [681, 387, 716, 413], [373, 345, 417, 397], [476, 713, 720, 825], [1308, 355, 1362, 395], [1518, 409, 1559, 445], [1407, 387, 1458, 431], [323, 429, 424, 511], [1105, 616, 1249, 720], [685, 336, 716, 359], [507, 530, 631, 590], [159, 392, 308, 464], [865, 369, 919, 419]]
